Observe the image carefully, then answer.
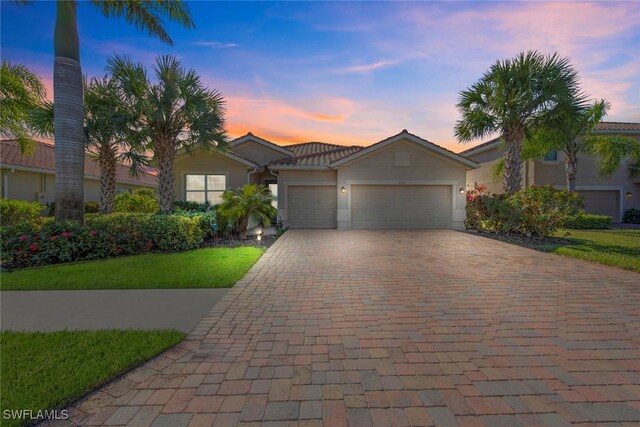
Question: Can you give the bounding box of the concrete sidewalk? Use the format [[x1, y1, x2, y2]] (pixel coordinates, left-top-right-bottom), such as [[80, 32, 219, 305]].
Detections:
[[0, 289, 228, 332]]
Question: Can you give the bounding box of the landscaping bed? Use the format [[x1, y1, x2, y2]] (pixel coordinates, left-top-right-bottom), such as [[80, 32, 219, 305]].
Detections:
[[0, 330, 184, 427]]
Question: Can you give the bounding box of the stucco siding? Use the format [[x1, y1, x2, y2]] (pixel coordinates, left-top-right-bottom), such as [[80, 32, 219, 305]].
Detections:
[[336, 139, 468, 230], [232, 141, 288, 166], [173, 150, 250, 201]]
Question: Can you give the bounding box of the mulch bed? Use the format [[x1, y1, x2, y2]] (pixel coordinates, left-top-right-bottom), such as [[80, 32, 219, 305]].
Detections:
[[202, 235, 279, 249], [463, 229, 573, 249]]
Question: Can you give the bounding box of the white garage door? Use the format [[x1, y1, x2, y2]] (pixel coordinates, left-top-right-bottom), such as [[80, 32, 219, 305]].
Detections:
[[351, 185, 452, 229], [287, 186, 337, 228]]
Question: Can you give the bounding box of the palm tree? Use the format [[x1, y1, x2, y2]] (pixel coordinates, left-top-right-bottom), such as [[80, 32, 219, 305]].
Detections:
[[17, 1, 194, 222], [218, 185, 277, 238], [0, 61, 49, 154], [455, 51, 586, 194], [524, 100, 640, 192], [84, 76, 148, 213], [107, 55, 227, 214]]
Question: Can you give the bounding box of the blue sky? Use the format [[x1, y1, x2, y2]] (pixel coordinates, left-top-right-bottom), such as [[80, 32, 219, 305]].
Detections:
[[2, 1, 639, 151]]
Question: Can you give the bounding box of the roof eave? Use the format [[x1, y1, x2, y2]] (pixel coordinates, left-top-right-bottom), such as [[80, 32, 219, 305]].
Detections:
[[268, 165, 333, 171]]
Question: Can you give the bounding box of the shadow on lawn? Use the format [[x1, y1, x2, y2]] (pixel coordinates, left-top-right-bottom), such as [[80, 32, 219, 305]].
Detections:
[[536, 237, 640, 258]]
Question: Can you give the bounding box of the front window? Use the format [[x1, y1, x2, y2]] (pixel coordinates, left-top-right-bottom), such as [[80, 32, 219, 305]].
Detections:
[[268, 183, 278, 209], [543, 150, 558, 161], [186, 174, 226, 205]]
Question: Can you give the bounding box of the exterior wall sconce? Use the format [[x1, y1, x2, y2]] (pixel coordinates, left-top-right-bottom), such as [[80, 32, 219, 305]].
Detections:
[[626, 192, 633, 197], [459, 187, 465, 194], [341, 186, 346, 193]]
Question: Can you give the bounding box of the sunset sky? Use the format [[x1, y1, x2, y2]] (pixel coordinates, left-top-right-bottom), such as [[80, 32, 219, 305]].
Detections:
[[1, 1, 639, 152]]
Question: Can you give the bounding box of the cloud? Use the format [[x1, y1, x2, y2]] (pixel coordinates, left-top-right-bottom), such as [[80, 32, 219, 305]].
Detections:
[[192, 40, 239, 48], [337, 60, 396, 74]]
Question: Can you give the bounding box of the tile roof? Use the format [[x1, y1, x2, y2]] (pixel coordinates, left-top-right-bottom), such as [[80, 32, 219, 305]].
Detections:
[[458, 122, 640, 155], [594, 122, 640, 132], [0, 139, 157, 186], [270, 144, 363, 167]]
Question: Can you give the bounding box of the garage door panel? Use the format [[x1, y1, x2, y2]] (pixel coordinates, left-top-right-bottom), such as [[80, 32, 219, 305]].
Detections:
[[351, 185, 451, 229], [578, 190, 619, 222], [287, 186, 337, 228]]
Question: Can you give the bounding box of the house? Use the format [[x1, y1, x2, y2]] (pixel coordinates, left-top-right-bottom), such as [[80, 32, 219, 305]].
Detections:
[[174, 130, 478, 230], [462, 122, 640, 222], [0, 139, 157, 204]]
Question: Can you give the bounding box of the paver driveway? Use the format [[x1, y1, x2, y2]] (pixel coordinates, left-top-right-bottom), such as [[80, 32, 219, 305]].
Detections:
[[65, 230, 640, 426]]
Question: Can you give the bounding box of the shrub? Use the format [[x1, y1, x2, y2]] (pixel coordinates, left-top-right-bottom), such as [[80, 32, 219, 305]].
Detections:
[[510, 186, 582, 238], [114, 188, 159, 213], [623, 208, 640, 224], [84, 202, 100, 213], [172, 209, 220, 239], [0, 199, 45, 227], [564, 213, 612, 229], [173, 201, 211, 213], [218, 185, 276, 238], [3, 213, 205, 269], [479, 194, 521, 234]]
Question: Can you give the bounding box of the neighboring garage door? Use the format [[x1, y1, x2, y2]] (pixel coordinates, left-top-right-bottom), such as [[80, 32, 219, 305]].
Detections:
[[578, 190, 620, 222], [351, 185, 452, 229], [287, 186, 337, 228]]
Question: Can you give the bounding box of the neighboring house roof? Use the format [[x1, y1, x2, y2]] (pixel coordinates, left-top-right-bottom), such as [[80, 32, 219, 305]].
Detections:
[[459, 122, 640, 156], [0, 139, 157, 186], [270, 145, 363, 168], [230, 132, 293, 157], [593, 122, 640, 133], [331, 129, 478, 169]]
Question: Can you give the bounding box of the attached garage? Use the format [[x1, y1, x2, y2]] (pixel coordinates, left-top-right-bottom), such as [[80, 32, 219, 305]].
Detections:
[[578, 190, 620, 222], [351, 185, 452, 229], [287, 185, 337, 228]]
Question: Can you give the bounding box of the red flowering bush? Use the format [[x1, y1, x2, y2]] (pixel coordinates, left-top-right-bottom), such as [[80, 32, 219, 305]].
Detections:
[[2, 213, 204, 269]]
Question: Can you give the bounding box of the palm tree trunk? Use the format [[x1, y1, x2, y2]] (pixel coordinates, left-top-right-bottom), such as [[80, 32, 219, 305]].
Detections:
[[502, 128, 524, 195], [54, 0, 84, 223], [99, 146, 117, 213], [156, 139, 175, 214], [565, 152, 578, 193]]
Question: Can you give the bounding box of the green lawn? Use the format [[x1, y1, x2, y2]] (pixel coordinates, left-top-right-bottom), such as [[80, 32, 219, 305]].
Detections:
[[0, 247, 264, 290], [0, 330, 184, 427], [536, 228, 640, 272]]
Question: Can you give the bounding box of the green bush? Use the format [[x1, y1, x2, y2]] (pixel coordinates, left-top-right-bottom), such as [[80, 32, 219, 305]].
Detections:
[[623, 208, 640, 224], [509, 186, 582, 238], [173, 201, 211, 213], [3, 213, 204, 269], [84, 202, 100, 213], [114, 188, 159, 213], [0, 199, 45, 227], [564, 213, 612, 229], [480, 194, 521, 234]]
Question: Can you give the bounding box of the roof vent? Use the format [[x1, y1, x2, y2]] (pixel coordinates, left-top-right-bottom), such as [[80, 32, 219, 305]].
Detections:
[[401, 129, 408, 133]]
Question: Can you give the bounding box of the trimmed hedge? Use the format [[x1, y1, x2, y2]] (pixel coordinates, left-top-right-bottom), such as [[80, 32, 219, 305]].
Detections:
[[114, 189, 159, 213], [2, 213, 204, 268], [0, 199, 45, 227], [564, 213, 612, 229]]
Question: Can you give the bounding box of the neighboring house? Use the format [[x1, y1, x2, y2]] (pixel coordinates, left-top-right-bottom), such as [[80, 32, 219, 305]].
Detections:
[[0, 139, 157, 204], [174, 130, 477, 230], [461, 122, 640, 222]]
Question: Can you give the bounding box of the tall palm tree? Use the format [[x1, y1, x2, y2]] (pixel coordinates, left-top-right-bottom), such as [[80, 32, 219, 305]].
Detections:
[[17, 0, 194, 222], [0, 61, 49, 154], [524, 100, 640, 192], [218, 185, 277, 238], [455, 51, 586, 194], [107, 55, 227, 214], [84, 76, 148, 213]]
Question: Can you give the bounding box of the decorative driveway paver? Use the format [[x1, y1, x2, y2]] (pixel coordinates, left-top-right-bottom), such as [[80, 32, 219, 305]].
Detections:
[[64, 230, 640, 426]]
